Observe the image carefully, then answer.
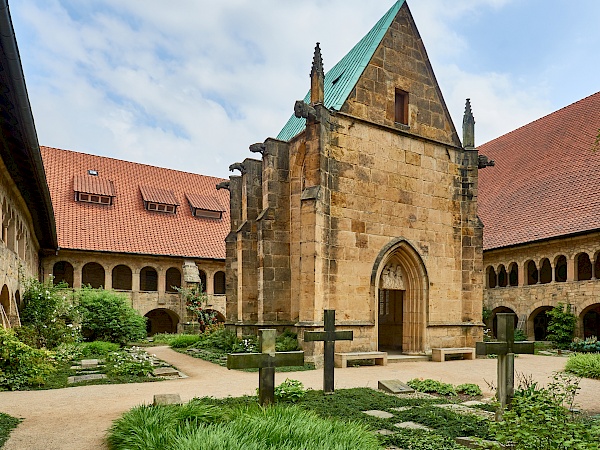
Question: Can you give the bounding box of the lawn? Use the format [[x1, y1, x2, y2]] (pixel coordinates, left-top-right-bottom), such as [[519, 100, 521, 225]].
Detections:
[[0, 413, 21, 449]]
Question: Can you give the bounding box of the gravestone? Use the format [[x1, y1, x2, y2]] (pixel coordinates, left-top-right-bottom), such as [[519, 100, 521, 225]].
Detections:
[[476, 313, 534, 419], [227, 329, 304, 405], [304, 310, 353, 393]]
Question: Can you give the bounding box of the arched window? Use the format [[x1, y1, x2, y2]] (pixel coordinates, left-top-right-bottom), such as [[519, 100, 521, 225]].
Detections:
[[539, 258, 552, 284], [53, 261, 74, 287], [140, 266, 158, 291], [0, 285, 9, 317], [526, 260, 538, 285], [112, 265, 132, 290], [508, 262, 518, 286], [214, 271, 226, 294], [82, 262, 105, 289], [487, 267, 497, 288], [595, 253, 600, 279], [497, 265, 507, 287], [555, 255, 567, 282], [198, 270, 207, 293], [576, 253, 592, 281], [166, 268, 181, 293], [15, 290, 21, 313]]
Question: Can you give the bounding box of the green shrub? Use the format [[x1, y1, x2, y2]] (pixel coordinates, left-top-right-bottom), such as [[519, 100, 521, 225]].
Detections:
[[18, 278, 79, 349], [456, 383, 482, 396], [513, 328, 527, 341], [77, 287, 146, 344], [571, 336, 600, 353], [81, 341, 121, 357], [53, 343, 84, 362], [407, 378, 457, 396], [150, 333, 178, 345], [0, 328, 55, 390], [275, 330, 300, 352], [106, 347, 154, 377], [169, 334, 202, 349], [565, 353, 600, 379], [274, 379, 306, 402], [546, 303, 577, 349]]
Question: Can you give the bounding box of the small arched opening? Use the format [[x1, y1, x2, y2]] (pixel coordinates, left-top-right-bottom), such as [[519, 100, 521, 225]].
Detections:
[[508, 262, 519, 286], [539, 258, 552, 284], [595, 252, 600, 279], [582, 304, 600, 339], [140, 266, 158, 292], [497, 265, 507, 287], [555, 255, 567, 282], [487, 266, 497, 288], [491, 306, 518, 338], [165, 268, 181, 293], [53, 261, 74, 287], [576, 253, 592, 281], [0, 285, 10, 318], [112, 265, 132, 290], [145, 308, 179, 335], [529, 306, 553, 341], [526, 260, 538, 285], [15, 290, 21, 314], [198, 270, 207, 292], [206, 309, 226, 323], [214, 271, 226, 295], [82, 262, 105, 289]]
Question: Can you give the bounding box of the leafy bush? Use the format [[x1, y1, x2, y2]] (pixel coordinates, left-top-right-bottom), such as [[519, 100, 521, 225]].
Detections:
[[0, 328, 55, 390], [513, 328, 527, 341], [546, 303, 577, 349], [53, 343, 84, 362], [274, 379, 306, 402], [18, 278, 79, 349], [571, 336, 600, 353], [275, 330, 300, 352], [77, 287, 146, 344], [106, 347, 154, 377], [565, 353, 600, 379], [456, 383, 482, 396], [150, 333, 179, 345], [407, 378, 457, 396], [170, 334, 202, 349], [81, 340, 121, 357], [192, 325, 257, 353]]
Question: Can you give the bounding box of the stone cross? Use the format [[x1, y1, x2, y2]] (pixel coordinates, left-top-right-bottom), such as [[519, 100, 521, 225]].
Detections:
[[304, 310, 353, 394], [227, 329, 304, 405], [476, 313, 534, 419]]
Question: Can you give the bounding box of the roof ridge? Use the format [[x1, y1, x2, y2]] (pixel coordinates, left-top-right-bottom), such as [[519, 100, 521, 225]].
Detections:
[[40, 145, 227, 182], [480, 91, 600, 147]]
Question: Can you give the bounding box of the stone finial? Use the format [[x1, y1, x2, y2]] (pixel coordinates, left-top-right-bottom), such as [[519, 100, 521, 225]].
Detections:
[[228, 162, 246, 174], [216, 181, 230, 191], [310, 42, 324, 105], [462, 98, 475, 149]]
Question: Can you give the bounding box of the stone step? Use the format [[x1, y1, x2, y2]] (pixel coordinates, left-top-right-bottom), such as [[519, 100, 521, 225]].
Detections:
[[387, 354, 430, 363]]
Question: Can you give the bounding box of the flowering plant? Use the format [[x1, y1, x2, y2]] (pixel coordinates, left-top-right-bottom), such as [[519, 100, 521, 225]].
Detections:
[[174, 284, 218, 328]]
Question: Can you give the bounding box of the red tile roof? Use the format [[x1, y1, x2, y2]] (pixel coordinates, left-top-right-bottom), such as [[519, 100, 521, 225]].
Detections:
[[139, 185, 179, 206], [41, 146, 229, 259], [478, 92, 600, 251], [186, 193, 224, 212], [73, 174, 116, 197]]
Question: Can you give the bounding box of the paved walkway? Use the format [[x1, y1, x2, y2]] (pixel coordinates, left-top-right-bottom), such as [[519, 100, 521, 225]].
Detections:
[[1, 348, 599, 449]]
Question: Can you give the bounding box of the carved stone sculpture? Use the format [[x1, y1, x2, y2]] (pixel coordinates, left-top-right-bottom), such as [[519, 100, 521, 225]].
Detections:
[[478, 154, 495, 169], [294, 100, 317, 121], [228, 162, 247, 174], [216, 181, 230, 191], [249, 143, 267, 155], [380, 264, 405, 290]]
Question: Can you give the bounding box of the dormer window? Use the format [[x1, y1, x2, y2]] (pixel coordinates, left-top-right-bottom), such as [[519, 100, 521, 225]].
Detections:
[[74, 175, 115, 205], [186, 193, 224, 220], [140, 186, 179, 214]]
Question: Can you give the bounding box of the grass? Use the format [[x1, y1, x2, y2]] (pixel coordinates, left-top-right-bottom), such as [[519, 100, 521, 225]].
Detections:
[[0, 412, 21, 448], [566, 353, 600, 379]]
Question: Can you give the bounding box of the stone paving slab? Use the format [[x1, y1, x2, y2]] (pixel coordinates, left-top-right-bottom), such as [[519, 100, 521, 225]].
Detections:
[[375, 429, 395, 435], [67, 374, 107, 384], [80, 359, 99, 369], [390, 406, 413, 412], [394, 421, 431, 430], [461, 400, 487, 407], [362, 409, 395, 419], [153, 367, 180, 377]]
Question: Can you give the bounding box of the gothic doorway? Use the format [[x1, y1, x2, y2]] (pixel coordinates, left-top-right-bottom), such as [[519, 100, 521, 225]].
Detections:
[[373, 239, 428, 354]]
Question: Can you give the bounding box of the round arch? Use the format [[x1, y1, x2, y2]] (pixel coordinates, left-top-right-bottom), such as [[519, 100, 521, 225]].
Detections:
[[0, 285, 9, 318], [490, 306, 518, 338], [581, 303, 600, 339], [144, 308, 180, 335], [140, 266, 158, 292], [53, 261, 74, 287], [371, 238, 428, 354], [82, 262, 105, 289], [528, 306, 553, 341]]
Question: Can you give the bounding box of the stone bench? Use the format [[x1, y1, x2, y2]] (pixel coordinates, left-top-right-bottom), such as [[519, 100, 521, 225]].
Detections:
[[431, 347, 476, 362], [335, 351, 388, 368]]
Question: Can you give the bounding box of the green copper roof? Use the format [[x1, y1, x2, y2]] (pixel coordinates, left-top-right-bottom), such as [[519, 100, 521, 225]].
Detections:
[[277, 1, 404, 141]]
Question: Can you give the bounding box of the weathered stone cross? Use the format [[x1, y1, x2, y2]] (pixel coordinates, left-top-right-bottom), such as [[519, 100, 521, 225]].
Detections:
[[476, 313, 534, 419], [227, 329, 304, 405], [304, 310, 353, 394]]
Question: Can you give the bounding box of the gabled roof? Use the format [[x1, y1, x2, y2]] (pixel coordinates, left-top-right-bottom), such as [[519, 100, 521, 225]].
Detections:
[[277, 1, 404, 141], [41, 147, 229, 259], [478, 92, 600, 251], [139, 185, 179, 206], [186, 193, 224, 212], [74, 175, 116, 197]]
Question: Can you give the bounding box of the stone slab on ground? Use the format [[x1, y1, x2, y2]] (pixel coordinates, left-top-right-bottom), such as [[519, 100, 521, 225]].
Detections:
[[390, 406, 413, 412], [394, 421, 430, 431], [375, 429, 396, 435], [461, 400, 487, 407], [455, 436, 505, 449], [434, 403, 495, 420], [378, 379, 415, 394], [80, 359, 99, 369], [153, 394, 182, 405], [362, 409, 394, 419], [153, 367, 180, 377], [67, 374, 106, 384]]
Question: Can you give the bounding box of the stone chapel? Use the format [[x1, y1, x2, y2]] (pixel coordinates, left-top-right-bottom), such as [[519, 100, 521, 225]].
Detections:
[[223, 0, 487, 362]]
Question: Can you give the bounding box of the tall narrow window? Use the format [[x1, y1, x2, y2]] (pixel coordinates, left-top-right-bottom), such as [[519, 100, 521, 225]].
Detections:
[[395, 89, 408, 125]]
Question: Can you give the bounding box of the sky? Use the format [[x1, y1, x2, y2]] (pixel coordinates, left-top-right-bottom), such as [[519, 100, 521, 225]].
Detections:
[[9, 0, 600, 179]]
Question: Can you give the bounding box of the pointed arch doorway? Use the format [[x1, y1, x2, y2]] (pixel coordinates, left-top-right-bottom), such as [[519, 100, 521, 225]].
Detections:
[[372, 239, 428, 354]]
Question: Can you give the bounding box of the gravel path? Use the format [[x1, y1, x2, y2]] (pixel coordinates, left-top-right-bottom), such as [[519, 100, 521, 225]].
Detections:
[[1, 348, 599, 449]]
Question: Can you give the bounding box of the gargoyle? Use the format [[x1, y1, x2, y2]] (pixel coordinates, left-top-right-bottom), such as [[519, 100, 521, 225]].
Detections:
[[478, 155, 495, 169], [249, 143, 267, 155], [228, 162, 247, 174], [216, 181, 230, 191], [294, 100, 317, 120]]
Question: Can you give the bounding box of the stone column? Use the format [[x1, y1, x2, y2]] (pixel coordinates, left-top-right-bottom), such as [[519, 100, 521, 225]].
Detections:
[[205, 271, 214, 295], [72, 263, 83, 289], [104, 265, 112, 291], [567, 256, 575, 282], [518, 263, 526, 287], [225, 176, 242, 323], [132, 268, 141, 292], [157, 268, 166, 294]]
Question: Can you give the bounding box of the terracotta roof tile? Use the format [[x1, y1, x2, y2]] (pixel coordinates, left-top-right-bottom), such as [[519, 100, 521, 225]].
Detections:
[[478, 92, 600, 251], [41, 147, 229, 259], [139, 185, 179, 206], [73, 174, 115, 196], [186, 193, 224, 212]]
